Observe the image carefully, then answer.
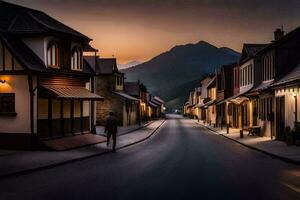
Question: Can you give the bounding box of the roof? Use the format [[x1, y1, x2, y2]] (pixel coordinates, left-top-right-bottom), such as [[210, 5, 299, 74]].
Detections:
[[203, 99, 217, 107], [0, 1, 90, 41], [251, 80, 274, 93], [257, 27, 300, 55], [206, 76, 216, 89], [82, 58, 95, 74], [0, 33, 95, 75], [41, 85, 104, 100], [114, 92, 139, 101], [240, 43, 268, 64], [149, 101, 158, 108], [244, 44, 268, 57], [124, 82, 139, 96], [98, 58, 119, 74], [84, 56, 120, 75], [153, 96, 164, 104], [272, 62, 300, 87], [0, 33, 46, 72]]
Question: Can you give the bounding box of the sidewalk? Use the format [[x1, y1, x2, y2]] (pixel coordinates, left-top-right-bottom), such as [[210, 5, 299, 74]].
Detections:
[[0, 119, 165, 178], [196, 120, 300, 164]]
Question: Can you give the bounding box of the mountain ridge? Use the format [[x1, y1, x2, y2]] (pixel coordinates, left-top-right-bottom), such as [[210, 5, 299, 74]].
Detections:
[[121, 41, 240, 110]]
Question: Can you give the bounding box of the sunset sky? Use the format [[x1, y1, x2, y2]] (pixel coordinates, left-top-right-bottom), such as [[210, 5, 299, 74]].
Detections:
[[6, 0, 300, 64]]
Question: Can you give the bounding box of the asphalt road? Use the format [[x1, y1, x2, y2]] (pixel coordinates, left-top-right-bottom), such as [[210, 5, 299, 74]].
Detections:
[[0, 114, 300, 200]]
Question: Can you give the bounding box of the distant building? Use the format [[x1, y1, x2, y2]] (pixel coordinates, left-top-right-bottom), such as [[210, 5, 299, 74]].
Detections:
[[124, 81, 148, 123], [204, 76, 217, 126], [85, 57, 139, 126]]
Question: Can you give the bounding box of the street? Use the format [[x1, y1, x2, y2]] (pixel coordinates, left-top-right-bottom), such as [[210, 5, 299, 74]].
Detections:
[[0, 114, 299, 200]]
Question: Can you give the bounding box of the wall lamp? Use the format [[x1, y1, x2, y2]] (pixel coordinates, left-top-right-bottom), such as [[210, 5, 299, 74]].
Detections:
[[0, 80, 6, 84]]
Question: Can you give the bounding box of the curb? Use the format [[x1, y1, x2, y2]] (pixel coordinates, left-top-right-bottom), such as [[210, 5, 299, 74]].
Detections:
[[0, 120, 166, 180], [197, 122, 300, 166]]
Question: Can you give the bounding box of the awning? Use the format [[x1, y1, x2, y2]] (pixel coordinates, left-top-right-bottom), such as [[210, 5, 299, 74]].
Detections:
[[216, 97, 232, 105], [149, 101, 158, 107], [230, 96, 249, 104], [204, 99, 217, 107], [41, 85, 104, 100], [251, 80, 274, 92], [114, 92, 139, 101], [195, 103, 204, 108], [217, 89, 252, 105]]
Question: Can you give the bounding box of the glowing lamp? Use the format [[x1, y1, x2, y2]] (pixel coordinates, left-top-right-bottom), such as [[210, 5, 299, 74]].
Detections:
[[293, 93, 297, 97]]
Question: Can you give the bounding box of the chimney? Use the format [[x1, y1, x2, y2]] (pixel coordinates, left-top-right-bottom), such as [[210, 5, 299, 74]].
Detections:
[[274, 28, 284, 41]]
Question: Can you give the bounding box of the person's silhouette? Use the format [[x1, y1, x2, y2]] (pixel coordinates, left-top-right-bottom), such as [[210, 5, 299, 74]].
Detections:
[[105, 111, 118, 151]]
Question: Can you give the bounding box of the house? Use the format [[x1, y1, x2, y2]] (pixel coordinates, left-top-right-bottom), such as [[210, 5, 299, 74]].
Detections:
[[183, 101, 190, 116], [0, 1, 103, 149], [198, 75, 213, 122], [203, 76, 217, 126], [227, 43, 267, 130], [215, 63, 235, 128], [150, 96, 165, 118], [147, 94, 163, 118], [192, 87, 201, 119], [184, 91, 196, 117], [272, 62, 300, 140], [124, 81, 148, 123], [85, 56, 139, 127], [253, 27, 300, 138], [226, 64, 240, 128]]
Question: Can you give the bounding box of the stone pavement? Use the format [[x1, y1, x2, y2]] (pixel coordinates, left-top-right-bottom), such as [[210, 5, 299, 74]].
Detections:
[[0, 120, 165, 178], [196, 120, 300, 164]]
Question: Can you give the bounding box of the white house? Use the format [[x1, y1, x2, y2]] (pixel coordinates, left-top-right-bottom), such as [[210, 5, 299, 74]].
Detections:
[[0, 1, 103, 149]]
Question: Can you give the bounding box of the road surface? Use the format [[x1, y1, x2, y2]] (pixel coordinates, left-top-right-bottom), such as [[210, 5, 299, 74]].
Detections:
[[0, 114, 299, 200]]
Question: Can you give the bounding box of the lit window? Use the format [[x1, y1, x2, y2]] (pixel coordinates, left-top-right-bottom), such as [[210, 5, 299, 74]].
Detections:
[[47, 42, 59, 68], [71, 47, 83, 70]]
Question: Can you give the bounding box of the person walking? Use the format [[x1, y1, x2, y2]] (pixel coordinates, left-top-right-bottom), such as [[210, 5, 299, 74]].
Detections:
[[105, 111, 118, 151]]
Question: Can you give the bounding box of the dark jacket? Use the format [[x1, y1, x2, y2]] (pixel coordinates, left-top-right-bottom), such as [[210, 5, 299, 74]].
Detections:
[[105, 115, 118, 134]]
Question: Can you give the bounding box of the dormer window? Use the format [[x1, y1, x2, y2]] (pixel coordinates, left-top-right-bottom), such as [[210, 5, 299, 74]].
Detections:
[[47, 42, 59, 68], [71, 47, 83, 70], [263, 52, 275, 81]]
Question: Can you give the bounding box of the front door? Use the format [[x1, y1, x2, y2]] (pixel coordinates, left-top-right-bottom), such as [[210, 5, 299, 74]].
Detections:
[[276, 97, 285, 140]]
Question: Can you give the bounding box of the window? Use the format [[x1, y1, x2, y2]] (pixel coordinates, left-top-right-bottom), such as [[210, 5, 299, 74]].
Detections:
[[47, 42, 59, 67], [263, 52, 275, 81], [0, 93, 16, 115], [258, 97, 273, 121], [71, 47, 83, 70]]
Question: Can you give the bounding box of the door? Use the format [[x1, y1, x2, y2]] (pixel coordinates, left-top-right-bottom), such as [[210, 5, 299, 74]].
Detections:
[[276, 97, 285, 140]]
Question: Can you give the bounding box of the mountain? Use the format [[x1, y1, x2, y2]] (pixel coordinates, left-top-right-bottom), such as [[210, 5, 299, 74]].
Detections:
[[121, 41, 240, 111], [118, 60, 141, 69]]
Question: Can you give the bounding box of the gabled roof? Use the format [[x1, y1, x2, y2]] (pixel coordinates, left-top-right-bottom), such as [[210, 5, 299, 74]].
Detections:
[[0, 1, 90, 41], [1, 33, 94, 75], [114, 91, 139, 101], [82, 58, 95, 74], [272, 62, 300, 87], [84, 56, 120, 75], [153, 96, 164, 104], [240, 43, 268, 63], [0, 32, 46, 72], [98, 58, 119, 74], [206, 76, 216, 89], [124, 82, 140, 96], [257, 27, 300, 55]]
